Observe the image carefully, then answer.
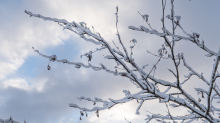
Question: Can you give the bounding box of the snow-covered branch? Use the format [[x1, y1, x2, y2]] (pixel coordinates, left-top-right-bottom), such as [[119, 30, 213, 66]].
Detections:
[[26, 0, 220, 122], [206, 48, 220, 116], [145, 113, 202, 122], [69, 90, 156, 118]]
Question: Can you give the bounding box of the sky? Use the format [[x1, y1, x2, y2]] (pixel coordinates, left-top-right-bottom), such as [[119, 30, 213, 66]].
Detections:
[[0, 0, 220, 123]]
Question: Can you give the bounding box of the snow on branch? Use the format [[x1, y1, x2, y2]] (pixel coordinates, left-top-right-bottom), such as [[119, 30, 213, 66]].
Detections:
[[26, 1, 220, 122], [128, 26, 142, 31], [29, 9, 150, 91], [25, 10, 104, 45], [115, 6, 131, 63], [146, 74, 177, 87], [180, 72, 194, 85], [206, 48, 220, 116], [25, 8, 148, 89], [182, 53, 220, 98], [145, 112, 202, 122], [69, 90, 154, 118]]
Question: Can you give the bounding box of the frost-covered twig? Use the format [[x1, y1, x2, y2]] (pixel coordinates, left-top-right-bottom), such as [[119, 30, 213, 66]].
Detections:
[[138, 11, 153, 30], [145, 112, 202, 122], [26, 10, 147, 90], [69, 90, 156, 117], [115, 6, 130, 62], [206, 48, 220, 116], [25, 0, 220, 122], [182, 53, 220, 97], [32, 48, 139, 82]]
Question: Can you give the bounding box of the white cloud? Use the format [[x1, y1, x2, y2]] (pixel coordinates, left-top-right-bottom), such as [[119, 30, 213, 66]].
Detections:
[[2, 78, 30, 90], [0, 1, 72, 81], [2, 77, 47, 92], [0, 59, 23, 80]]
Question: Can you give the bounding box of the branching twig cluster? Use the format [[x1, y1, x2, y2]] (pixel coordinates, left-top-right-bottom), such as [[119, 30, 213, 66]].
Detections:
[[24, 0, 220, 122]]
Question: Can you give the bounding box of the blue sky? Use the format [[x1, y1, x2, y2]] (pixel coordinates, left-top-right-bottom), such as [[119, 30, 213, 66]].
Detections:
[[0, 0, 220, 123]]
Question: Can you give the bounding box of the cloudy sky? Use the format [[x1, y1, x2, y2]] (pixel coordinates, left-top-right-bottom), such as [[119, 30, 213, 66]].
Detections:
[[0, 0, 220, 123]]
